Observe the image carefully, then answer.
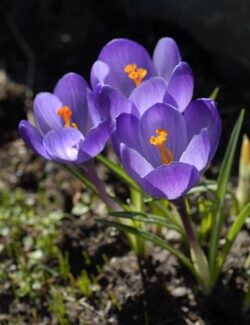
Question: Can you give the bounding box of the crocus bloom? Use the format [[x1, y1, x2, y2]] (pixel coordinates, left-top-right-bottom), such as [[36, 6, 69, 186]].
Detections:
[[91, 37, 192, 101], [19, 73, 110, 164], [111, 91, 221, 200], [93, 63, 193, 127]]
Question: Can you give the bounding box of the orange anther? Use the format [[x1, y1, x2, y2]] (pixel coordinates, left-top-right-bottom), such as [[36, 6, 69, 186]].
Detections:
[[150, 128, 173, 165], [57, 106, 77, 128], [124, 63, 147, 87]]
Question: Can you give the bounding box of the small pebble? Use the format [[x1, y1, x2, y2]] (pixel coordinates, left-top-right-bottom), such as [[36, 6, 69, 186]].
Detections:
[[171, 286, 188, 297]]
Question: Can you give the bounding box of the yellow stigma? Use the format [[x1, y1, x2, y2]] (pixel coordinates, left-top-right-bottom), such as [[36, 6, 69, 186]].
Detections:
[[57, 106, 77, 129], [150, 129, 174, 165], [124, 63, 147, 87]]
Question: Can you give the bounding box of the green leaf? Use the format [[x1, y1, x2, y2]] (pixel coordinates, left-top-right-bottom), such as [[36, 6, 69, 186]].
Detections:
[[65, 165, 126, 210], [218, 202, 250, 269], [209, 109, 245, 281], [96, 218, 196, 276], [189, 183, 217, 194], [151, 201, 186, 235], [209, 87, 219, 100], [97, 154, 141, 191], [217, 110, 245, 200], [110, 211, 185, 235], [64, 165, 99, 197], [189, 180, 238, 199]]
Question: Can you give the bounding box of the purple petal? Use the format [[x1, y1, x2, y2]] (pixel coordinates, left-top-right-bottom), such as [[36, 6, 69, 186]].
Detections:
[[144, 162, 200, 200], [94, 85, 138, 121], [112, 113, 140, 156], [19, 120, 51, 160], [91, 60, 110, 88], [78, 121, 110, 162], [43, 128, 84, 163], [164, 62, 194, 112], [180, 129, 210, 171], [86, 87, 102, 128], [97, 38, 155, 96], [139, 103, 187, 167], [161, 92, 178, 108], [129, 77, 168, 116], [153, 37, 182, 82], [184, 99, 221, 160], [120, 144, 154, 187], [34, 93, 63, 135], [54, 72, 89, 134]]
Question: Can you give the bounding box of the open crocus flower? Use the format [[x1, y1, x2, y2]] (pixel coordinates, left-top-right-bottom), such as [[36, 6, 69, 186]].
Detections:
[[91, 37, 192, 100], [93, 68, 194, 126], [19, 73, 110, 164], [112, 98, 221, 200]]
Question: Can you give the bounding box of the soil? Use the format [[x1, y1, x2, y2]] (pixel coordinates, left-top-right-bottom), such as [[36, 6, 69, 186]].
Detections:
[[60, 213, 250, 325]]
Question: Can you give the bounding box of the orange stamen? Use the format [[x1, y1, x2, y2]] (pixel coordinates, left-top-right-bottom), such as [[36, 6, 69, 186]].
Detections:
[[124, 63, 147, 87], [150, 129, 174, 165], [57, 106, 77, 129]]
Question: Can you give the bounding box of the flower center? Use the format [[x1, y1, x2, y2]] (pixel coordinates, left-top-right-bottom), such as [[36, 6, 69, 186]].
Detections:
[[57, 106, 77, 129], [124, 63, 147, 87], [150, 129, 174, 165]]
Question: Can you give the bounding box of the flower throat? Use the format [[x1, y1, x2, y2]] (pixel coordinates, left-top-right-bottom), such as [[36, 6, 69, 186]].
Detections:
[[150, 129, 173, 165]]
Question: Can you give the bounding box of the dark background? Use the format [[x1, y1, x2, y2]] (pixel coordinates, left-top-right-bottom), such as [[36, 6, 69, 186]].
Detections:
[[0, 0, 250, 166]]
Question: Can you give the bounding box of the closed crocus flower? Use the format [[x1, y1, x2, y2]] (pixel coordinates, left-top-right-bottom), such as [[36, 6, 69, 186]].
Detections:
[[91, 37, 192, 99], [112, 96, 221, 200], [19, 73, 110, 164]]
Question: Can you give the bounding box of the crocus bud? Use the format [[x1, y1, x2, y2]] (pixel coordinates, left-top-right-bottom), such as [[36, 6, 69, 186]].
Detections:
[[236, 134, 250, 208]]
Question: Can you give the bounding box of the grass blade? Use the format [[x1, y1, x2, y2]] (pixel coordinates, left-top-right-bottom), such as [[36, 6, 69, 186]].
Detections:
[[96, 218, 196, 276], [209, 87, 219, 100], [97, 154, 141, 191], [209, 109, 245, 281], [64, 165, 99, 197], [110, 211, 185, 235], [218, 202, 250, 269]]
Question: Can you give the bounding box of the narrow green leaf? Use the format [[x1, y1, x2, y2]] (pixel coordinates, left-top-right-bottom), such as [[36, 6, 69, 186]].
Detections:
[[97, 154, 141, 190], [210, 87, 219, 100], [190, 184, 238, 208], [218, 202, 250, 269], [96, 218, 196, 276], [149, 200, 178, 221], [209, 109, 245, 280], [65, 164, 129, 211], [217, 110, 245, 199], [151, 201, 186, 236], [64, 165, 99, 197], [110, 211, 185, 235], [189, 183, 217, 194]]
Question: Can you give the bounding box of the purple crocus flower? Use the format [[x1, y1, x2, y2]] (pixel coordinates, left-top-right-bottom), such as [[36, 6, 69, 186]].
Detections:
[[91, 37, 192, 102], [93, 65, 194, 126], [111, 85, 221, 200], [19, 73, 110, 164]]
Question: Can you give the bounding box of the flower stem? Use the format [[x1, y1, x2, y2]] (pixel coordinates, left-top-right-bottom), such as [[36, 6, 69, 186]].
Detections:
[[130, 188, 146, 258], [174, 198, 211, 292], [84, 163, 120, 211], [176, 198, 196, 245]]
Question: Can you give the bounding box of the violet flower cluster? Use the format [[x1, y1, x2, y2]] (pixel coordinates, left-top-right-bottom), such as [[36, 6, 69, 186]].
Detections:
[[19, 37, 221, 200]]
